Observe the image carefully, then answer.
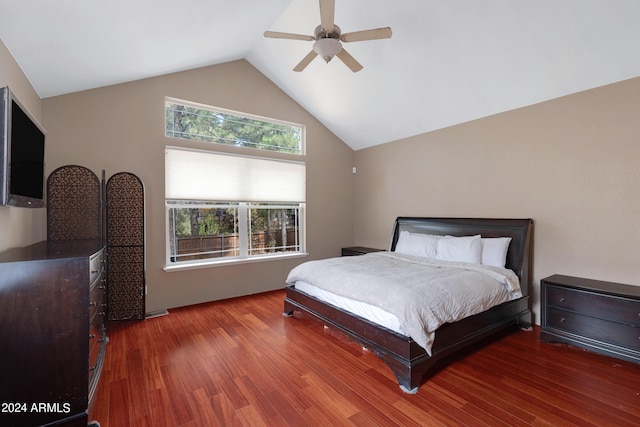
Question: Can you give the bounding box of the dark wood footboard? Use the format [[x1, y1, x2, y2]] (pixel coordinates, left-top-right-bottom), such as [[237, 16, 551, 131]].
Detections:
[[284, 284, 530, 393]]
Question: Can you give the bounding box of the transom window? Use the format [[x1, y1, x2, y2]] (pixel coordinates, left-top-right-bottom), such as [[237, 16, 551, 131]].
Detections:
[[165, 98, 304, 155], [164, 146, 306, 269]]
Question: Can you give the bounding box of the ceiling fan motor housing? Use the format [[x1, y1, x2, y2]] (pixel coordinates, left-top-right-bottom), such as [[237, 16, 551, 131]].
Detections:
[[314, 24, 341, 40]]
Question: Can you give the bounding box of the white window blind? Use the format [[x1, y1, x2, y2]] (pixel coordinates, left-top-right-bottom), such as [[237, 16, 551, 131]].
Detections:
[[165, 146, 306, 202]]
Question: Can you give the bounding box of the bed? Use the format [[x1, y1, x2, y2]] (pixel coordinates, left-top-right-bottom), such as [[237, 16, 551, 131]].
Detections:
[[283, 217, 533, 393]]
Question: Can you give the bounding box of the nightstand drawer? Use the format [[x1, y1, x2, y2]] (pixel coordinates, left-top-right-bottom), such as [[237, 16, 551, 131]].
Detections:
[[546, 284, 640, 326], [546, 307, 640, 351], [341, 246, 383, 256]]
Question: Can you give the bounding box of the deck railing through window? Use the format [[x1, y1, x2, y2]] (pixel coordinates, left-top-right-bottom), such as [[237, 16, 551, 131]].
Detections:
[[173, 228, 300, 262]]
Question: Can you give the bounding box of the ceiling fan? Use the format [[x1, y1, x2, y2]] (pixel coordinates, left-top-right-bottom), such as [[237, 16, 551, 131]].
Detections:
[[264, 0, 392, 72]]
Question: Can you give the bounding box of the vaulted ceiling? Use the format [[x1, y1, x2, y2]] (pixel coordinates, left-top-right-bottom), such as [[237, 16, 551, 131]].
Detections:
[[1, 0, 639, 150]]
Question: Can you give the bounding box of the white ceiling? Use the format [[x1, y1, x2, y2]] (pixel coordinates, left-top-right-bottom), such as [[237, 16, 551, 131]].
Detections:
[[1, 0, 640, 150]]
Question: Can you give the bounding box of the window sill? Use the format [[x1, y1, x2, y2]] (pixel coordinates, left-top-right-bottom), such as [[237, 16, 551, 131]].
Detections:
[[163, 252, 309, 272]]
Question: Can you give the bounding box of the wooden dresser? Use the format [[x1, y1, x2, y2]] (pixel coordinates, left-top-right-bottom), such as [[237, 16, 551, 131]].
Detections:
[[88, 245, 108, 409], [0, 239, 107, 427], [540, 274, 640, 364]]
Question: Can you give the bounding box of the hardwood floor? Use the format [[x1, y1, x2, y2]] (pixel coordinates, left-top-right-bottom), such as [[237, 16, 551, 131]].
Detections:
[[89, 290, 640, 426]]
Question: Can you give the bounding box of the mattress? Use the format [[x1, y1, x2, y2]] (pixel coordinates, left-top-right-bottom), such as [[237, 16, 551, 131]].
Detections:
[[294, 280, 409, 336]]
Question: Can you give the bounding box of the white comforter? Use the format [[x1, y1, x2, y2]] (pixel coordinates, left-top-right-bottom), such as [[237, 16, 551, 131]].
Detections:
[[286, 252, 521, 355]]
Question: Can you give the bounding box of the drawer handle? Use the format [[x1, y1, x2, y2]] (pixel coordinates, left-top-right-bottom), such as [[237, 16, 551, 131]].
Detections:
[[559, 297, 565, 303], [89, 334, 96, 340], [89, 301, 97, 307], [560, 317, 565, 323], [91, 270, 99, 274]]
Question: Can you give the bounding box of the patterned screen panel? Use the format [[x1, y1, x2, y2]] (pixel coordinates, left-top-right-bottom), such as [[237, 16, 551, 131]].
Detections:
[[107, 172, 145, 321], [47, 165, 101, 241]]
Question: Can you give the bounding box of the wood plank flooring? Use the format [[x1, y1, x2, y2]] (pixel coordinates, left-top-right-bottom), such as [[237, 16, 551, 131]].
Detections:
[[89, 290, 640, 426]]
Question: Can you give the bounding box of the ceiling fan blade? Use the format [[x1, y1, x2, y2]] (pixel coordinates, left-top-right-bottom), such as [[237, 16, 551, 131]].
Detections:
[[340, 27, 393, 43], [336, 48, 363, 72], [293, 50, 318, 72], [319, 0, 335, 32], [264, 31, 315, 41]]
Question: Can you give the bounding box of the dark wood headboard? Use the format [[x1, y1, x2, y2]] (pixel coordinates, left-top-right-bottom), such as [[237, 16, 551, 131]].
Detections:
[[389, 217, 533, 297]]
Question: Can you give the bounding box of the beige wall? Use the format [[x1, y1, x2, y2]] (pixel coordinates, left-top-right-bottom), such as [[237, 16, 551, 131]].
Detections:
[[354, 76, 640, 323], [5, 37, 639, 320], [42, 60, 355, 312], [0, 40, 46, 251]]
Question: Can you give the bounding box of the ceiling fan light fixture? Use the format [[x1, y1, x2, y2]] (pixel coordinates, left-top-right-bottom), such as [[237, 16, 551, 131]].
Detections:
[[313, 38, 342, 63], [263, 0, 391, 72]]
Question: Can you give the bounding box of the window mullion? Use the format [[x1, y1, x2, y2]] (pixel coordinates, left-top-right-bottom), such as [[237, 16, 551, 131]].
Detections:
[[238, 203, 249, 257]]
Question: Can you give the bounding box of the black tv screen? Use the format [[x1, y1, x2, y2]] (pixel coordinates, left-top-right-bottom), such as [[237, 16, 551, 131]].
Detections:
[[10, 99, 45, 199], [0, 86, 46, 208]]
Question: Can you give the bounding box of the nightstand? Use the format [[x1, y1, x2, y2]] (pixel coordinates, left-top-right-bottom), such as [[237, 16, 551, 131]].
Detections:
[[540, 274, 640, 365], [341, 246, 384, 256]]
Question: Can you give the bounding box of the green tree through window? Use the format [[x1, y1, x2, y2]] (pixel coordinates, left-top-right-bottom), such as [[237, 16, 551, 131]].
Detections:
[[167, 202, 301, 263], [166, 100, 302, 154]]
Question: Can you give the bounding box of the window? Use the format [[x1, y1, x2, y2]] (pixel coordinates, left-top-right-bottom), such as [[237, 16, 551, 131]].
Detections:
[[165, 147, 306, 268], [165, 98, 303, 155]]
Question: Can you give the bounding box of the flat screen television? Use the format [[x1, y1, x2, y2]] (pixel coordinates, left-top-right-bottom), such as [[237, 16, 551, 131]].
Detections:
[[0, 86, 46, 208]]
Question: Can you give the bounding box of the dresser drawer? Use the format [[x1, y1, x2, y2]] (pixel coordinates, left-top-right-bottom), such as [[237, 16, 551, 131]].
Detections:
[[88, 322, 107, 391], [546, 284, 640, 326], [89, 324, 102, 370], [89, 249, 104, 286], [89, 281, 106, 323], [88, 320, 106, 368], [547, 307, 640, 351]]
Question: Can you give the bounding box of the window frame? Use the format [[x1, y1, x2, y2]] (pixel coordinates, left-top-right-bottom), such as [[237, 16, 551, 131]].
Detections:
[[164, 200, 306, 271]]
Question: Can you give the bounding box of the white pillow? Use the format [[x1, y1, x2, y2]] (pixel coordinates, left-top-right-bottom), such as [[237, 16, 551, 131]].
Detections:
[[394, 231, 440, 258], [436, 235, 482, 264], [481, 237, 512, 268]]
